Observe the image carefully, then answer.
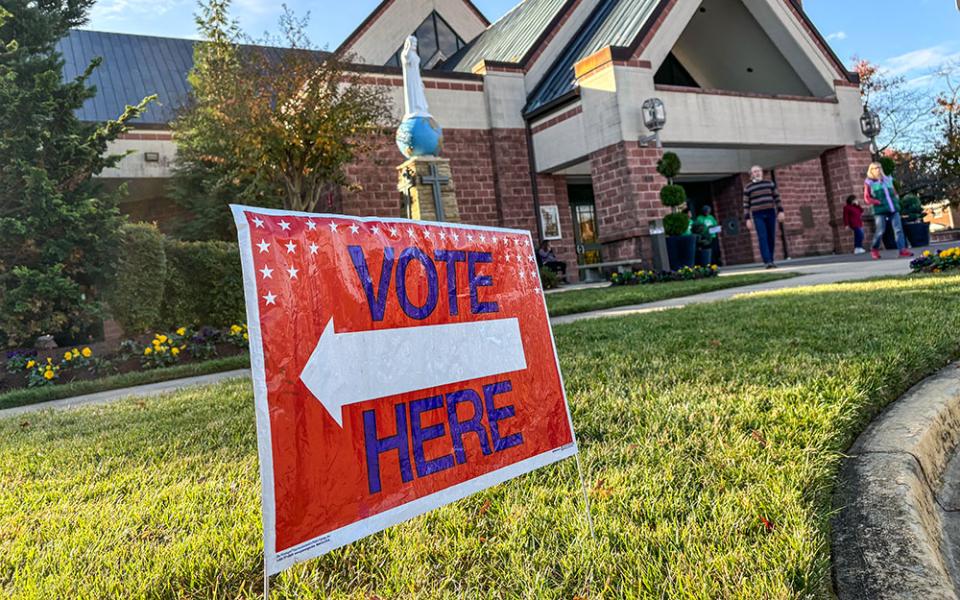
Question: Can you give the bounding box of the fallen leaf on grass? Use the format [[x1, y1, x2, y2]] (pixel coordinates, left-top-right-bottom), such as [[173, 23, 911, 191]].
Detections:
[[759, 516, 774, 532], [19, 421, 29, 429], [751, 430, 767, 448], [592, 478, 614, 500]]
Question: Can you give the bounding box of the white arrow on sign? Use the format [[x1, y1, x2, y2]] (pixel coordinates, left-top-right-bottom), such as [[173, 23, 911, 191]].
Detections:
[[300, 317, 527, 426]]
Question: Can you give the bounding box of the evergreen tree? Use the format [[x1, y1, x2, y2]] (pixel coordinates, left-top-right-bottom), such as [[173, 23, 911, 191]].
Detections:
[[0, 0, 153, 347]]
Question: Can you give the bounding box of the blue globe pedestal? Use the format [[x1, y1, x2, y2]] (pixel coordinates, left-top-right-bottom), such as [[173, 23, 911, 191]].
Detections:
[[396, 116, 443, 159]]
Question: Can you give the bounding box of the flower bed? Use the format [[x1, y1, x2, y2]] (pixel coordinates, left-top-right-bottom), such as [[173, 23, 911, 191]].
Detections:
[[911, 247, 960, 274], [0, 324, 248, 395], [610, 264, 719, 286]]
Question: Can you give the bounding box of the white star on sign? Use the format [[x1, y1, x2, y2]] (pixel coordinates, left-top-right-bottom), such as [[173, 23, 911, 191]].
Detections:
[[259, 266, 273, 279], [306, 220, 317, 231], [278, 220, 291, 231], [328, 222, 339, 233], [505, 253, 512, 262], [439, 230, 446, 240], [371, 226, 380, 235], [349, 224, 360, 235], [451, 232, 460, 242], [263, 291, 277, 305], [466, 234, 474, 242], [389, 226, 398, 237], [287, 266, 299, 279], [252, 217, 264, 228], [423, 230, 432, 238], [285, 241, 297, 254], [406, 227, 416, 238], [309, 243, 319, 255], [257, 240, 270, 253], [479, 234, 486, 243], [491, 235, 498, 243], [519, 269, 526, 280]]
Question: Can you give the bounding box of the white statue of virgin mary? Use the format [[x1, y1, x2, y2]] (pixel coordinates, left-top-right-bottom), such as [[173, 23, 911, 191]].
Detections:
[[401, 36, 432, 120]]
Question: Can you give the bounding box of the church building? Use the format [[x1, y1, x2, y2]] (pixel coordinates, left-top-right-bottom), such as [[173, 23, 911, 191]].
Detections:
[[61, 0, 872, 277]]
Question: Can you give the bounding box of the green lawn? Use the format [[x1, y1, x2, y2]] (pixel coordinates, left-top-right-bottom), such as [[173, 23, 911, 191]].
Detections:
[[546, 271, 797, 317], [3, 274, 959, 598], [0, 354, 249, 411]]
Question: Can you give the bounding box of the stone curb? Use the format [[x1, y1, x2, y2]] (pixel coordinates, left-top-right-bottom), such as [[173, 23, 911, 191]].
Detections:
[[833, 364, 960, 599]]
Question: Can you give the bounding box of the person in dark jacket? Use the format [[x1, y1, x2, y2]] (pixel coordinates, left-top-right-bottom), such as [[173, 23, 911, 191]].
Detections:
[[742, 165, 784, 268], [842, 195, 865, 254], [537, 240, 567, 280]]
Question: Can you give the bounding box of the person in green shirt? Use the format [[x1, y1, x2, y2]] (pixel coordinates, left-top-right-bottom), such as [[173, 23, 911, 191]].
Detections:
[[693, 205, 721, 266], [693, 205, 719, 241]]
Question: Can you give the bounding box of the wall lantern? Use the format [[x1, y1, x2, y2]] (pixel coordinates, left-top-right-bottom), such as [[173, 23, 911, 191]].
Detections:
[[855, 105, 881, 159], [640, 97, 667, 148]]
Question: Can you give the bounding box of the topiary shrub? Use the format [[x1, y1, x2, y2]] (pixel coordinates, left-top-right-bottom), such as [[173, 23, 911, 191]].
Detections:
[[663, 212, 691, 237], [660, 184, 687, 208], [109, 223, 167, 334], [160, 238, 245, 328], [656, 152, 682, 181], [900, 194, 923, 222]]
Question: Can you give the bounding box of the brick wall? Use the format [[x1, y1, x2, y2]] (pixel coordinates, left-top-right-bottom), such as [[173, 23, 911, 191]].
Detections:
[[774, 158, 834, 259], [821, 145, 874, 252], [711, 174, 758, 265], [536, 174, 579, 282], [342, 129, 501, 226], [589, 141, 667, 265]]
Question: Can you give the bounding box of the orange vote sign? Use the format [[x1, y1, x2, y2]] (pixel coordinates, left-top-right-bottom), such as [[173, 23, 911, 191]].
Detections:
[[232, 205, 578, 575]]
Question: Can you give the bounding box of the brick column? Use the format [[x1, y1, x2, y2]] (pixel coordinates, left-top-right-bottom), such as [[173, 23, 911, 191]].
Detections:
[[821, 146, 873, 252], [589, 141, 667, 265]]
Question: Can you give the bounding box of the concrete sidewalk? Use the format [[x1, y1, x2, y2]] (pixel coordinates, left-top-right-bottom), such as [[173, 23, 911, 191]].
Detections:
[[551, 249, 922, 326], [0, 369, 250, 419]]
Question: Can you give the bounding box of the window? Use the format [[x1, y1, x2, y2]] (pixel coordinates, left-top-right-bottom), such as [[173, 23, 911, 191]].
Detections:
[[385, 11, 464, 69]]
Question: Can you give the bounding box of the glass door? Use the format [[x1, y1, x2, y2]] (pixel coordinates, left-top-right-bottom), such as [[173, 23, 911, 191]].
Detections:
[[568, 184, 602, 265]]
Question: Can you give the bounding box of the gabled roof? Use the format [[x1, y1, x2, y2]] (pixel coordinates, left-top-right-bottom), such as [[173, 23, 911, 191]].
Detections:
[[440, 0, 569, 71], [58, 29, 196, 125], [525, 0, 659, 113], [57, 30, 327, 126], [524, 0, 858, 116]]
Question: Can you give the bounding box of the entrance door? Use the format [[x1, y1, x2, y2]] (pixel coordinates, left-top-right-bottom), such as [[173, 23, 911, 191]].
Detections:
[[567, 184, 602, 265]]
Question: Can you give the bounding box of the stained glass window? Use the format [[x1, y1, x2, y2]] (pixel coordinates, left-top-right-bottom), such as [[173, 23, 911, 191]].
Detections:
[[385, 11, 464, 69]]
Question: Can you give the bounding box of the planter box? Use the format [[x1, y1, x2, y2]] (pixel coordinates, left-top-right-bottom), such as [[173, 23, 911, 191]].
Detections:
[[666, 235, 697, 271], [904, 221, 931, 248]]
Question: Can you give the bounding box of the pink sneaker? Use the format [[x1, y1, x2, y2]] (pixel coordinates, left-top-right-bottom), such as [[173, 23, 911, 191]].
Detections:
[[871, 249, 881, 260], [899, 250, 914, 258]]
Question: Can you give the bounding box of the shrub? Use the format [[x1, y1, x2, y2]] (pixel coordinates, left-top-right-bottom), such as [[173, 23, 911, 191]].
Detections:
[[663, 212, 691, 237], [611, 264, 719, 286], [656, 152, 682, 180], [900, 194, 923, 222], [660, 184, 687, 208], [539, 267, 560, 290], [160, 239, 245, 328], [110, 223, 167, 335]]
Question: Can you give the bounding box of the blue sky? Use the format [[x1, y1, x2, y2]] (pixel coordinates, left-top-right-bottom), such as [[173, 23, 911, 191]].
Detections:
[[86, 0, 960, 86]]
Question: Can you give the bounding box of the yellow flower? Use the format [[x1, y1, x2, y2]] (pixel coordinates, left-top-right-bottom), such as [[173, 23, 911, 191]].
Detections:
[[63, 352, 72, 361], [43, 370, 54, 380], [26, 360, 36, 369], [243, 333, 248, 341], [176, 327, 186, 336], [82, 347, 92, 358], [171, 347, 180, 356], [923, 250, 931, 257], [46, 358, 52, 364], [157, 335, 168, 344], [158, 346, 167, 353], [230, 325, 242, 335], [144, 347, 153, 356], [152, 339, 161, 347], [72, 348, 79, 357]]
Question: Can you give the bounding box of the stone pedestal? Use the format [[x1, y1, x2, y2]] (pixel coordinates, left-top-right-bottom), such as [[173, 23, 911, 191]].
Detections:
[[397, 156, 460, 223]]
